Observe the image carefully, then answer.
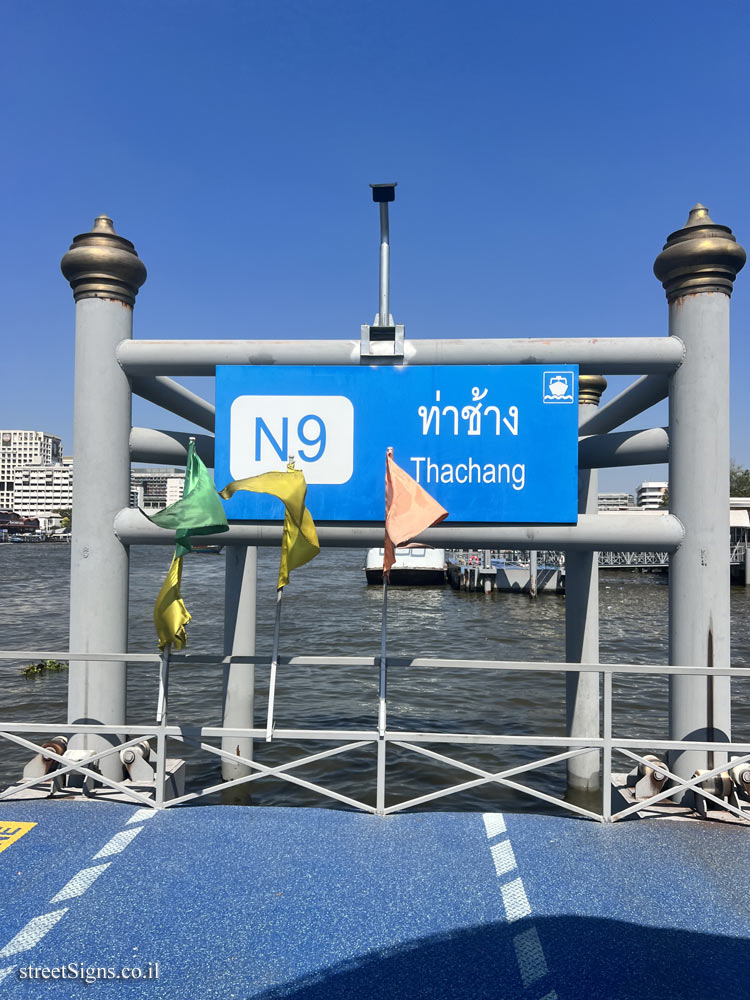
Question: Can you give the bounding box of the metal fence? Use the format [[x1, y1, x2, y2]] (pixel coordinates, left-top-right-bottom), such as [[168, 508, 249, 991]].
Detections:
[[452, 548, 743, 570], [2, 648, 749, 823]]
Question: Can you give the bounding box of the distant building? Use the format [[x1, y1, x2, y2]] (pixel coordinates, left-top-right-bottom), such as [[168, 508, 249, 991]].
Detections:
[[12, 463, 73, 519], [0, 510, 41, 535], [598, 493, 634, 511], [731, 497, 750, 549], [130, 468, 185, 511], [0, 430, 63, 512], [636, 481, 668, 509]]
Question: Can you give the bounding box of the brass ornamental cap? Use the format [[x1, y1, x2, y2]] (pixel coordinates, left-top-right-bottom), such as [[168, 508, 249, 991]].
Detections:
[[653, 204, 745, 303], [61, 215, 147, 306], [578, 374, 607, 406]]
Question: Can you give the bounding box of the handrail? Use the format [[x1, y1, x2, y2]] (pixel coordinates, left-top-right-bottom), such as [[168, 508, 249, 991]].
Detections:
[[3, 649, 750, 677], [1, 647, 748, 823]]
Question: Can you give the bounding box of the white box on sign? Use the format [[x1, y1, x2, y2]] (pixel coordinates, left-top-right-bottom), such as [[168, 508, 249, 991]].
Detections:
[[229, 395, 354, 484]]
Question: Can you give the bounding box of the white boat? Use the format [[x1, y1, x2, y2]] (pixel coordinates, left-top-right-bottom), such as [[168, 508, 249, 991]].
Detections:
[[364, 544, 447, 586]]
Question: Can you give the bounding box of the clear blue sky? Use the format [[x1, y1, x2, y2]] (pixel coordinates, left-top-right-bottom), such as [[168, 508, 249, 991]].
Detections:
[[2, 1, 750, 494]]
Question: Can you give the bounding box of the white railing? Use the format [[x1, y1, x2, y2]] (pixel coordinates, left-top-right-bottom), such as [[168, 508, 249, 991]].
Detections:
[[0, 649, 749, 823]]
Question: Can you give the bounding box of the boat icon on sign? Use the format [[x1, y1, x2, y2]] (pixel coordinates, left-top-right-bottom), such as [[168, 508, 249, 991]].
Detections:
[[543, 372, 574, 403]]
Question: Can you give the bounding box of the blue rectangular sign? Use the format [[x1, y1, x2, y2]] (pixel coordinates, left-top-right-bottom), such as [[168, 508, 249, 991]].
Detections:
[[215, 365, 579, 523]]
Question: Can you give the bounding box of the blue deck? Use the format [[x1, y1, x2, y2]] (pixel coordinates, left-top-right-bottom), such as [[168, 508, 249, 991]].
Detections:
[[0, 800, 748, 998]]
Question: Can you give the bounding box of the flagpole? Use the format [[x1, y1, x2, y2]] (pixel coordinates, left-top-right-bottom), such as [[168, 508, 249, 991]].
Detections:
[[156, 645, 170, 725], [378, 576, 388, 738], [155, 645, 170, 808], [266, 587, 283, 742]]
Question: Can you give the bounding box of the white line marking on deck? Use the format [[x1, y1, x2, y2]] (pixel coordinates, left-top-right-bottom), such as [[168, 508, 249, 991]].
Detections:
[[0, 909, 68, 958], [490, 839, 517, 877], [93, 826, 143, 859], [482, 812, 507, 839], [513, 926, 549, 986], [126, 808, 157, 825], [500, 877, 532, 922], [0, 809, 155, 979], [480, 815, 557, 996], [50, 863, 111, 903]]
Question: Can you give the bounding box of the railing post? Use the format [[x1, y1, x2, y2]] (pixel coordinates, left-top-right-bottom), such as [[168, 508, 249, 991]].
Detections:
[[61, 216, 146, 780], [654, 205, 745, 797], [565, 375, 607, 792], [602, 670, 612, 821], [222, 546, 257, 799], [376, 738, 386, 815]]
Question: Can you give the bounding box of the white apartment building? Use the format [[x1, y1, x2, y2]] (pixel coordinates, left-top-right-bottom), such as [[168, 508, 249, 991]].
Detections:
[[130, 468, 185, 510], [12, 462, 73, 519], [0, 430, 63, 512], [636, 481, 668, 509], [6, 456, 185, 519], [598, 492, 634, 511]]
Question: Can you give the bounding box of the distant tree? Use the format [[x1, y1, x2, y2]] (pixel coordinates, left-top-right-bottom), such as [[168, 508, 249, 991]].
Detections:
[[730, 461, 750, 497], [656, 463, 749, 506], [54, 507, 72, 530]]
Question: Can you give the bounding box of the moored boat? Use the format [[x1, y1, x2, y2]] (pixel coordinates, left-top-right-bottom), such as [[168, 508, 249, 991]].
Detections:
[[364, 544, 446, 585]]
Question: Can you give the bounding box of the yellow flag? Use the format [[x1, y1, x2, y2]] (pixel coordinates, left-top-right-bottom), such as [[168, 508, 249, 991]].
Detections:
[[220, 469, 320, 589], [154, 552, 191, 651]]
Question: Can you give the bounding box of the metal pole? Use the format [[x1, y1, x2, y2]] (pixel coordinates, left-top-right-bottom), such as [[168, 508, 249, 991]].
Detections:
[[565, 375, 607, 792], [117, 334, 684, 377], [379, 202, 390, 326], [529, 550, 538, 598], [61, 216, 146, 781], [266, 589, 283, 741], [654, 205, 745, 797], [114, 507, 684, 551], [379, 580, 388, 738], [222, 546, 256, 784]]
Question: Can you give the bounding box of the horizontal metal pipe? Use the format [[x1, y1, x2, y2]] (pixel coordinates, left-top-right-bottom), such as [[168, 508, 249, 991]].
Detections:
[[579, 426, 669, 469], [5, 650, 750, 678], [113, 507, 684, 551], [130, 427, 215, 466], [579, 373, 671, 435], [2, 721, 748, 753], [130, 375, 215, 431], [117, 337, 685, 376]]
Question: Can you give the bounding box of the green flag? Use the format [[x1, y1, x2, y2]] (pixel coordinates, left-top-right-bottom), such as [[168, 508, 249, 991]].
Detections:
[[144, 439, 229, 557]]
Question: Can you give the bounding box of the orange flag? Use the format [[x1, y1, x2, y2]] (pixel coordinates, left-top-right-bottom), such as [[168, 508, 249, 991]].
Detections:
[[384, 447, 448, 580]]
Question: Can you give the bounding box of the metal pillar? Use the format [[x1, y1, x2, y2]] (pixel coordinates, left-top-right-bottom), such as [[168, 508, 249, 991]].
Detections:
[[222, 546, 257, 790], [61, 216, 146, 780], [566, 375, 607, 791], [654, 205, 746, 793]]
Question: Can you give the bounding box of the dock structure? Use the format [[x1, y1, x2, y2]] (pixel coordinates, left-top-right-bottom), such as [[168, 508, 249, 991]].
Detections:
[[1, 799, 750, 998], [1, 196, 749, 832], [449, 539, 748, 586], [2, 194, 750, 996]]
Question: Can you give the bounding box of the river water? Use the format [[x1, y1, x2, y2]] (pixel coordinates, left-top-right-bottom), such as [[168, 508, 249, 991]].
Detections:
[[2, 543, 750, 815]]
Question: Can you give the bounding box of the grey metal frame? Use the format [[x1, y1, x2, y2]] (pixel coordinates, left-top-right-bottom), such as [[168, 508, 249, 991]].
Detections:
[[55, 206, 744, 819]]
